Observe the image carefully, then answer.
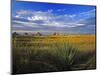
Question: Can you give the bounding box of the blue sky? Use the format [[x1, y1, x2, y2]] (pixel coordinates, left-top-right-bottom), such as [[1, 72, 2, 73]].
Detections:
[[12, 0, 96, 34]]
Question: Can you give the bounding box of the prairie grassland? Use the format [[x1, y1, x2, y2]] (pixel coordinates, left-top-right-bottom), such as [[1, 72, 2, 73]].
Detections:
[[13, 34, 96, 74]]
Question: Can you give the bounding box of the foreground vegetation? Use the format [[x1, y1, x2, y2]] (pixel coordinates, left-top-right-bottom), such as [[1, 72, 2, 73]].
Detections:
[[12, 35, 96, 74]]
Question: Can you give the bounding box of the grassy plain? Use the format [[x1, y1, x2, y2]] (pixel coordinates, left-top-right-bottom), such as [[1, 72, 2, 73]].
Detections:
[[12, 34, 96, 74]]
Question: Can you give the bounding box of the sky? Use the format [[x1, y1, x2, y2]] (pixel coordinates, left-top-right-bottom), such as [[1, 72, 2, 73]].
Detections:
[[12, 0, 96, 34]]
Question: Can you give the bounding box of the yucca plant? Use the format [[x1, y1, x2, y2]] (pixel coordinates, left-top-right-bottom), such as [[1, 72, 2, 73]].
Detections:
[[49, 42, 78, 70]]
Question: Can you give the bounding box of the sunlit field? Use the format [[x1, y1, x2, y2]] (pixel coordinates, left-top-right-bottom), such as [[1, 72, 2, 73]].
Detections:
[[12, 34, 96, 74]]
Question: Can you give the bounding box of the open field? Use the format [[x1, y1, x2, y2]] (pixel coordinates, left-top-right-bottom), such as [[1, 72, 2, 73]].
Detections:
[[12, 35, 96, 74]]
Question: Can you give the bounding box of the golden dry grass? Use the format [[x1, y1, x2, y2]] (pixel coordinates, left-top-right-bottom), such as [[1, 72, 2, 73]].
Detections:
[[13, 34, 96, 52], [13, 34, 96, 74]]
